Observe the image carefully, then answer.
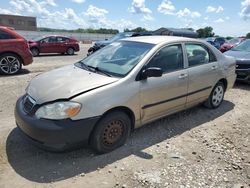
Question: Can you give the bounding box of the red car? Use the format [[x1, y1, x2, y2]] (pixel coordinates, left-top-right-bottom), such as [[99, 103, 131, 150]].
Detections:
[[28, 35, 80, 56], [220, 38, 245, 53], [0, 26, 32, 75]]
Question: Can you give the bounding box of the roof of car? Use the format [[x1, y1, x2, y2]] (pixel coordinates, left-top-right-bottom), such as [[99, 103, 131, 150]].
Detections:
[[121, 36, 200, 44]]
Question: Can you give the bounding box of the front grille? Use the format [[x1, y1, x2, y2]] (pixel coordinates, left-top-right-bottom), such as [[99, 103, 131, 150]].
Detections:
[[236, 64, 250, 69], [236, 60, 250, 70], [23, 95, 36, 114]]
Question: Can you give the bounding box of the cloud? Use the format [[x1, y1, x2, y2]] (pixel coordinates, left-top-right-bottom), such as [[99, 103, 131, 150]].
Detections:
[[85, 5, 108, 22], [176, 8, 201, 18], [142, 14, 154, 21], [240, 0, 250, 20], [71, 0, 85, 3], [0, 8, 14, 14], [206, 6, 224, 13], [128, 0, 153, 22], [216, 6, 224, 13], [41, 0, 57, 7], [157, 0, 175, 15], [214, 18, 224, 23], [85, 5, 137, 30], [204, 16, 209, 20], [128, 0, 152, 14]]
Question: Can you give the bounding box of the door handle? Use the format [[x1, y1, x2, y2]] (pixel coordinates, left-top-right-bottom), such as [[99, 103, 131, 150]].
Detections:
[[211, 65, 218, 70], [179, 73, 188, 79]]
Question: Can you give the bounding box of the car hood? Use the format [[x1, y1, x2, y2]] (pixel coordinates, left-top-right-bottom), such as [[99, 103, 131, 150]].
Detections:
[[224, 50, 250, 60], [27, 65, 119, 104]]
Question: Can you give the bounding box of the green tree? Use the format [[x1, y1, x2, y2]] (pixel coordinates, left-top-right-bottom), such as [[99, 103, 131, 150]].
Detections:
[[226, 36, 233, 40], [124, 27, 149, 32], [246, 32, 250, 38], [196, 26, 215, 38]]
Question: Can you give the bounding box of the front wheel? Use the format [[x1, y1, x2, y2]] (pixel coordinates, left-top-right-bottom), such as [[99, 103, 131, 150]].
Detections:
[[90, 111, 131, 154], [0, 53, 22, 75], [31, 48, 39, 57], [66, 47, 75, 55], [204, 82, 225, 109]]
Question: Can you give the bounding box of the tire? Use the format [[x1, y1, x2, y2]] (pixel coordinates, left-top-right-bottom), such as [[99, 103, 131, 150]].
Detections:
[[204, 81, 225, 109], [30, 48, 39, 57], [66, 47, 75, 55], [90, 111, 131, 154], [0, 53, 22, 75]]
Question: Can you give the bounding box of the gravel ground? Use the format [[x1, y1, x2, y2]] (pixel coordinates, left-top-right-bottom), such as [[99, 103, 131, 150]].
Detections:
[[0, 44, 249, 188]]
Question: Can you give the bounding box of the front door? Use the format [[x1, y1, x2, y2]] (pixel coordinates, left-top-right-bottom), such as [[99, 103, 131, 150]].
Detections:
[[139, 44, 188, 124]]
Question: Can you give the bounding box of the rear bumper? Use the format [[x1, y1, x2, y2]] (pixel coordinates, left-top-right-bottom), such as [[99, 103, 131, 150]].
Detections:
[[15, 96, 100, 151], [236, 69, 250, 83], [226, 73, 237, 89], [22, 50, 33, 66]]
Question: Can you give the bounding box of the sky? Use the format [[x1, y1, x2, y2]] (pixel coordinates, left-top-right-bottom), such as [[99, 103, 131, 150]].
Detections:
[[0, 0, 250, 36]]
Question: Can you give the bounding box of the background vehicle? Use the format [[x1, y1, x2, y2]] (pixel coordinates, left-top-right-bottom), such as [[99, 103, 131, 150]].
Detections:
[[214, 37, 226, 47], [15, 36, 236, 153], [29, 35, 79, 56], [0, 26, 32, 75], [87, 32, 134, 56], [205, 37, 221, 49], [220, 38, 245, 53], [87, 32, 153, 56], [224, 39, 250, 83]]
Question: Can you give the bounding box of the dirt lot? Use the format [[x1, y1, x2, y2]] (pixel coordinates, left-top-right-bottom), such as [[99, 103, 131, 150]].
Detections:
[[0, 44, 249, 188]]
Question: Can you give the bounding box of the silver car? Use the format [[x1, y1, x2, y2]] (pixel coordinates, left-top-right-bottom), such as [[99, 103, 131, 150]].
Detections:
[[15, 36, 236, 153]]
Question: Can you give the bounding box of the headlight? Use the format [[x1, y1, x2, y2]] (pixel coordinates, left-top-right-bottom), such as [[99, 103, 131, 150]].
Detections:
[[35, 101, 81, 120]]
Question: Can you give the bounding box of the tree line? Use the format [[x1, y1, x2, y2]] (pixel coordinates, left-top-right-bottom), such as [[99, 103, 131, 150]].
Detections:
[[38, 26, 250, 39]]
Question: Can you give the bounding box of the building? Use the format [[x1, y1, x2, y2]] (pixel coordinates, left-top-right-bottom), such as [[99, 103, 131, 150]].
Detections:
[[153, 27, 198, 38], [0, 14, 37, 31]]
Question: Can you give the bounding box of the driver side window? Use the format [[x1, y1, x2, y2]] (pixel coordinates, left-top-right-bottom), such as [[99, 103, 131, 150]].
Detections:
[[41, 37, 49, 43], [146, 44, 184, 73]]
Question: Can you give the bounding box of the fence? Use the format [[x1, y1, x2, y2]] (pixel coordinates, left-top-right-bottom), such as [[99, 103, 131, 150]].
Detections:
[[16, 30, 115, 42]]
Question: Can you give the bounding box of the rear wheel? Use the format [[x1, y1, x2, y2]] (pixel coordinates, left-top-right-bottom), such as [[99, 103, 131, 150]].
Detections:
[[66, 47, 75, 55], [0, 53, 22, 75], [31, 48, 39, 56], [90, 111, 131, 154], [204, 81, 225, 109]]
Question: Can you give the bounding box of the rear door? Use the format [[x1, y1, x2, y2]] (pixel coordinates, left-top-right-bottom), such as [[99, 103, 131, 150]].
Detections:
[[184, 43, 220, 107], [56, 37, 67, 53], [139, 44, 188, 124]]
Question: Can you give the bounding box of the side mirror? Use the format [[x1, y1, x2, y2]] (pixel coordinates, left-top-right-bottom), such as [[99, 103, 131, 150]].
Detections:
[[105, 38, 108, 41], [141, 67, 163, 79]]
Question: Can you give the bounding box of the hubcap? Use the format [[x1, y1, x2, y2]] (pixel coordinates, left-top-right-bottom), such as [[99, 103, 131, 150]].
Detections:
[[32, 49, 38, 56], [0, 56, 20, 74], [212, 85, 224, 106], [102, 120, 124, 146], [68, 48, 74, 54]]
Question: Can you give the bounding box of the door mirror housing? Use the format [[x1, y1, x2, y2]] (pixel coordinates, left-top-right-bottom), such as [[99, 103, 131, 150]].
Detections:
[[141, 67, 163, 79]]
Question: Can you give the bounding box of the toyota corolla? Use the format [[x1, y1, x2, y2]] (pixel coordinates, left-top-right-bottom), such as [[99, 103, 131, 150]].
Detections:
[[15, 36, 236, 153]]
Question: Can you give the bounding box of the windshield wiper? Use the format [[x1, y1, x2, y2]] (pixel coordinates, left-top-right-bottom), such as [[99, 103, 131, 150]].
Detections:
[[87, 65, 112, 77]]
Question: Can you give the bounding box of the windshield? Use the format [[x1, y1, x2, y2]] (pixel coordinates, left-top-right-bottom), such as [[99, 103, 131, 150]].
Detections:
[[109, 33, 133, 43], [232, 39, 250, 52], [228, 38, 240, 44], [76, 41, 154, 77]]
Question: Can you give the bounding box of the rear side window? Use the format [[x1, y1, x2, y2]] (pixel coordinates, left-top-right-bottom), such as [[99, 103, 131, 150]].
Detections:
[[147, 44, 184, 73], [185, 44, 216, 67], [0, 30, 15, 40], [57, 37, 67, 42]]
